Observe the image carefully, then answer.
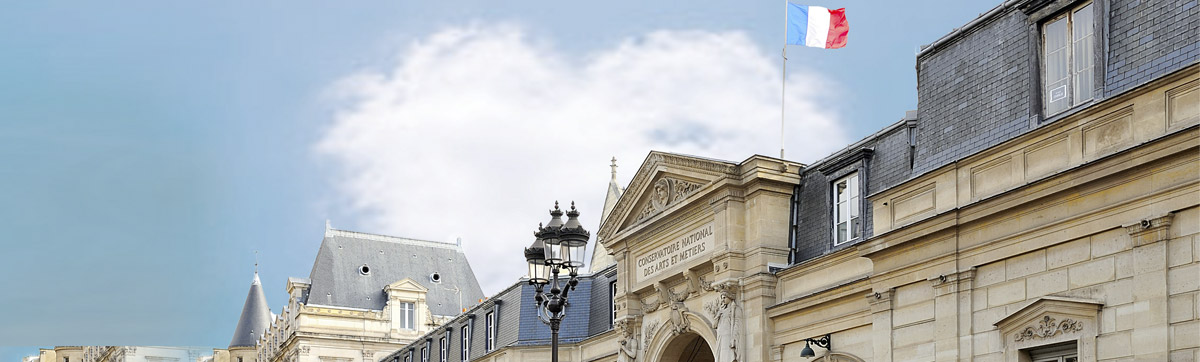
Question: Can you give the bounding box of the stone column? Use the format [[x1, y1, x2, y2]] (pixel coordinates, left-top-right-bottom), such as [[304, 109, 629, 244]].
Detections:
[[869, 288, 895, 362], [1124, 213, 1174, 361]]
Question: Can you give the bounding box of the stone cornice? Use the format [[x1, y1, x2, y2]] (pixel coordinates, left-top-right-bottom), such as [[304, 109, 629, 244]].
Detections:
[[599, 152, 803, 242]]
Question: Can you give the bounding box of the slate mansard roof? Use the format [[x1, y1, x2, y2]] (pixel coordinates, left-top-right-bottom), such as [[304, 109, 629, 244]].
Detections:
[[305, 228, 486, 316], [229, 273, 272, 348], [380, 265, 619, 362]]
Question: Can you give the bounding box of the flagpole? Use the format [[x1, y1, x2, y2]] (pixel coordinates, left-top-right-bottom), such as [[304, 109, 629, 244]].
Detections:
[[781, 0, 787, 160]]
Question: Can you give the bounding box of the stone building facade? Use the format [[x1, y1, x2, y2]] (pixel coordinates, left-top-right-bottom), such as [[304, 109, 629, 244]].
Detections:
[[381, 1, 1195, 362], [83, 347, 209, 362], [769, 0, 1198, 360], [245, 225, 486, 362]]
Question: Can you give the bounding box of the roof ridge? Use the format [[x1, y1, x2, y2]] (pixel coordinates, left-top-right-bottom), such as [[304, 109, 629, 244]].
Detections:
[[325, 228, 461, 250]]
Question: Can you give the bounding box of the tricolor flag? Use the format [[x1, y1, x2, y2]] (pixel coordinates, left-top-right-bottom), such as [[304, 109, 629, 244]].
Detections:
[[786, 4, 848, 49]]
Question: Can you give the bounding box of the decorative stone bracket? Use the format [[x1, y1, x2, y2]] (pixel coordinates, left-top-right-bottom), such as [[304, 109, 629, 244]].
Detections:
[[1124, 212, 1174, 247]]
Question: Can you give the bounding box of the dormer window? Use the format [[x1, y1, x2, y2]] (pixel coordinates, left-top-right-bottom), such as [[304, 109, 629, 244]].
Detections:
[[1042, 1, 1095, 116], [833, 172, 861, 245]]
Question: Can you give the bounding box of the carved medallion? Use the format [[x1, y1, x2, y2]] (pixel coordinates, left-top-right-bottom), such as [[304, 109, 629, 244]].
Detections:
[[634, 178, 706, 224]]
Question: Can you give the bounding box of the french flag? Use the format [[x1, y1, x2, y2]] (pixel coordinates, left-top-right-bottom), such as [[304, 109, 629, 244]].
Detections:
[[786, 4, 848, 49]]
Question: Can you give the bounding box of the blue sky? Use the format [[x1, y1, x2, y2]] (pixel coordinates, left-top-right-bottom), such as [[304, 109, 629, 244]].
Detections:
[[0, 0, 1000, 358]]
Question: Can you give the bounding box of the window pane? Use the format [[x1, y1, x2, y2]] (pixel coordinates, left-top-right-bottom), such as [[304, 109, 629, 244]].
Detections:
[[837, 222, 847, 243], [851, 216, 860, 239], [1073, 4, 1095, 104], [848, 175, 859, 198], [849, 195, 859, 218], [1044, 16, 1071, 114], [835, 181, 847, 202]]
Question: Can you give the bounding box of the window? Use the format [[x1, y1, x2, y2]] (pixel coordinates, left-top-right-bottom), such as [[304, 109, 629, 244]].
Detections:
[[1029, 342, 1077, 362], [399, 302, 416, 330], [421, 346, 428, 362], [485, 311, 496, 351], [610, 281, 619, 325], [1042, 2, 1094, 116], [460, 325, 471, 360], [833, 172, 860, 245], [439, 337, 447, 362], [405, 351, 412, 362]]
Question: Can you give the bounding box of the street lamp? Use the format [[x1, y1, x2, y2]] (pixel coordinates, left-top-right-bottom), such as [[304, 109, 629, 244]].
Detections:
[[799, 334, 831, 357], [523, 201, 589, 362]]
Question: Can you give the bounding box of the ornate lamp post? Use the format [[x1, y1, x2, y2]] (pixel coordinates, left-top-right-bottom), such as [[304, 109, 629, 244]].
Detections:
[[524, 201, 589, 362]]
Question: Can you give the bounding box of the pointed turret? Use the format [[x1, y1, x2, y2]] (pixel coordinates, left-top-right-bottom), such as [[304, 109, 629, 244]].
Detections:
[[229, 271, 271, 348], [589, 157, 622, 271]]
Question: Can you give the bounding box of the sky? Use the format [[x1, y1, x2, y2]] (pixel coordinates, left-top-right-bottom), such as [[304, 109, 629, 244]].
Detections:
[[0, 0, 1001, 358]]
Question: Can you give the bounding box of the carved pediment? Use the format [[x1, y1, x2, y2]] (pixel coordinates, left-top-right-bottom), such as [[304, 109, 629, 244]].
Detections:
[[598, 152, 739, 242], [385, 278, 428, 293], [994, 296, 1102, 353]]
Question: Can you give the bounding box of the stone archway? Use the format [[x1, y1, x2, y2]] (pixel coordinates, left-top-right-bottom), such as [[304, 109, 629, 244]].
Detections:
[[657, 332, 714, 362]]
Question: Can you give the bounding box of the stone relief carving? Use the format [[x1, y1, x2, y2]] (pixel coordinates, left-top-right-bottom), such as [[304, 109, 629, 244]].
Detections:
[[653, 282, 692, 336], [1014, 315, 1084, 342], [668, 300, 691, 336], [643, 319, 660, 348], [684, 270, 714, 297], [706, 281, 741, 362], [616, 318, 641, 362], [633, 178, 706, 224], [598, 153, 742, 240], [642, 295, 661, 313]]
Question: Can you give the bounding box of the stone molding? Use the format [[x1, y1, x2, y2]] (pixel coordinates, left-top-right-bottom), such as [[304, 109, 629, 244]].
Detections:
[[867, 288, 894, 313], [1123, 212, 1174, 247], [930, 269, 975, 297]]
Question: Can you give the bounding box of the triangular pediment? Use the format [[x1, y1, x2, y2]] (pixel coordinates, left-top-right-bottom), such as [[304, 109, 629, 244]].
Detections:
[[597, 152, 740, 242], [994, 296, 1102, 347], [385, 278, 428, 293]]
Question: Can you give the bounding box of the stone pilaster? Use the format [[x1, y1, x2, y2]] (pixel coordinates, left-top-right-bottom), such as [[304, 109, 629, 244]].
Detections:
[[956, 269, 975, 361], [931, 272, 963, 362], [1124, 213, 1174, 360], [869, 288, 895, 362]]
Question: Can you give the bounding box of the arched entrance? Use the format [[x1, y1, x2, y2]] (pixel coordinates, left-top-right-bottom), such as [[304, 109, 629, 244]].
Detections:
[[657, 333, 714, 362]]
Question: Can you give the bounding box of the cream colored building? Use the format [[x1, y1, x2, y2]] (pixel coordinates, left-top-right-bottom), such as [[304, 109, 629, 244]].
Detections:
[[249, 225, 485, 362], [82, 347, 209, 362], [40, 346, 84, 362], [504, 1, 1200, 362], [770, 68, 1199, 361]]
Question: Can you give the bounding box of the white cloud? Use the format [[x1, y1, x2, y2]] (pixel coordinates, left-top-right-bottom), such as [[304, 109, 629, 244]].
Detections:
[[317, 23, 848, 295]]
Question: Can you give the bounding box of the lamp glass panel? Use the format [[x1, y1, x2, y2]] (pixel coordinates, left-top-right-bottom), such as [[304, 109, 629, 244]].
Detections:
[[544, 238, 562, 263]]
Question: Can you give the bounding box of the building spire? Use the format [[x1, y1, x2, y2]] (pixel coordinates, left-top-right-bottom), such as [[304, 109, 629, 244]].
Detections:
[[610, 157, 618, 183], [230, 267, 271, 348], [253, 251, 260, 285], [589, 157, 622, 271]]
